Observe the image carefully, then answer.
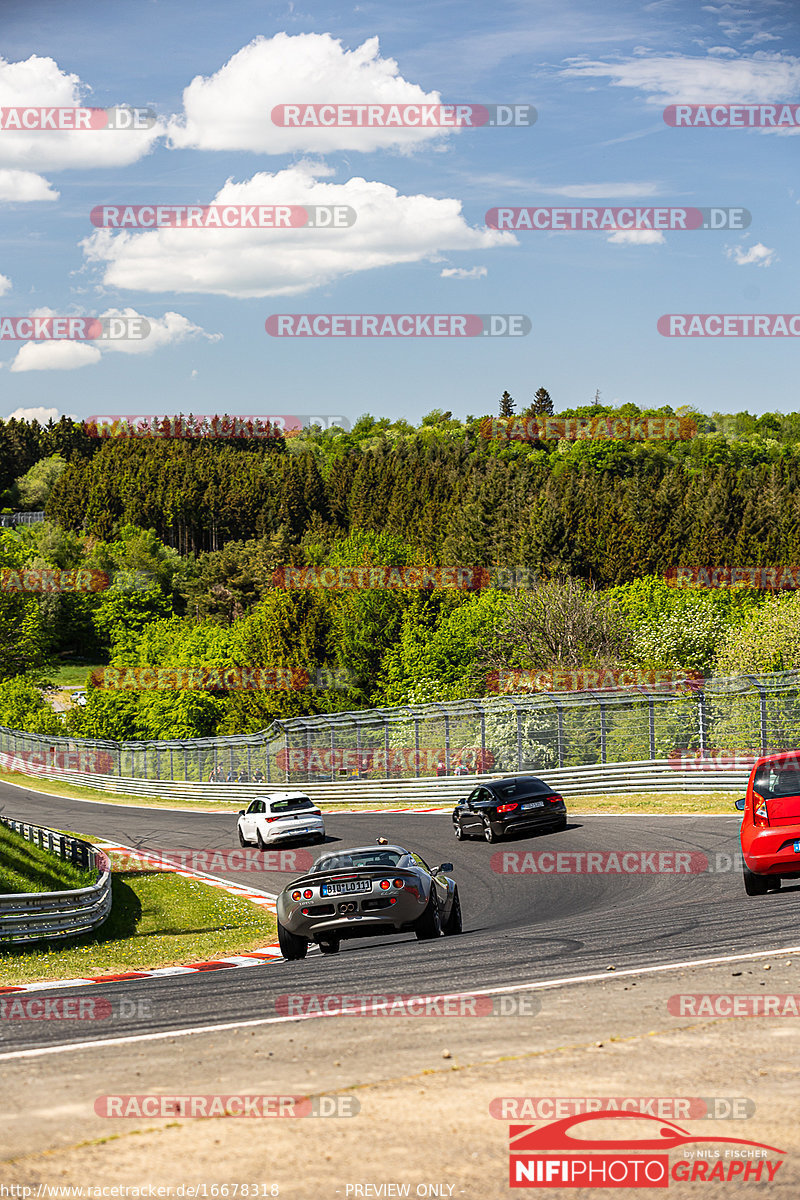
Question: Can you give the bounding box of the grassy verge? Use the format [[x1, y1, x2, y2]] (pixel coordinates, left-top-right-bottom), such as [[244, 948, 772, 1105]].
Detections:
[[46, 661, 105, 687], [0, 871, 277, 986], [0, 769, 740, 816], [0, 823, 95, 894]]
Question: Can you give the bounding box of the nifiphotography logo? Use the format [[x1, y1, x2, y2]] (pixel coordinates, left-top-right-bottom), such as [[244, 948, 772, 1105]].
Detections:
[[508, 1111, 785, 1188]]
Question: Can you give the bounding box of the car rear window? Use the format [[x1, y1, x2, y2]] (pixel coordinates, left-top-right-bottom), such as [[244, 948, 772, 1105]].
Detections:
[[270, 797, 314, 812], [494, 779, 550, 800], [312, 850, 404, 872], [753, 767, 800, 799]]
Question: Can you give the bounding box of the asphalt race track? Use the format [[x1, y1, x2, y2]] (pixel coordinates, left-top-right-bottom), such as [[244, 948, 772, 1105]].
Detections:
[[2, 779, 798, 1057]]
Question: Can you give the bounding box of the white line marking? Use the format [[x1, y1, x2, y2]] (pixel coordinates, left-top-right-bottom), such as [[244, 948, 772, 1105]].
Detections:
[[3, 943, 799, 1062]]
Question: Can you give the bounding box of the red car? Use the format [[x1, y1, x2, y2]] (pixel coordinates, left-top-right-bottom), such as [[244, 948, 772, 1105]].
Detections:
[[736, 751, 800, 895]]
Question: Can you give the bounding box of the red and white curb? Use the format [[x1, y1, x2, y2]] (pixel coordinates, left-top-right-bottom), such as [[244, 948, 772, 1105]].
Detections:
[[0, 842, 291, 996]]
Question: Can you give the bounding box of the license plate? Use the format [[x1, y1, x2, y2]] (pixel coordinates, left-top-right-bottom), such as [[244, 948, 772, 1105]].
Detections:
[[321, 880, 371, 896], [521, 801, 545, 811]]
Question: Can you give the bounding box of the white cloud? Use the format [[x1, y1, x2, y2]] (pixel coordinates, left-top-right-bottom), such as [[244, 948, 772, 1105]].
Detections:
[[708, 46, 740, 56], [168, 33, 454, 154], [607, 229, 666, 244], [0, 274, 10, 296], [98, 308, 223, 355], [0, 169, 58, 202], [540, 181, 662, 199], [725, 240, 777, 266], [5, 405, 61, 422], [81, 162, 513, 299], [0, 54, 163, 172], [9, 341, 101, 372], [561, 50, 800, 114], [440, 266, 487, 279]]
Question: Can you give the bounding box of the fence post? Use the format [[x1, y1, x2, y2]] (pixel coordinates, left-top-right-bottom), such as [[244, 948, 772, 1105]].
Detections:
[[599, 701, 607, 765], [514, 703, 523, 772], [648, 696, 656, 760], [414, 715, 420, 778], [698, 691, 707, 755], [553, 699, 564, 767]]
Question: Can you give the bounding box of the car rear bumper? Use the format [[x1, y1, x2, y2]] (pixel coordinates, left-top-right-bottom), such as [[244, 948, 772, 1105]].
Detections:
[[743, 828, 800, 875], [280, 894, 423, 937], [493, 804, 566, 835], [262, 820, 325, 843]]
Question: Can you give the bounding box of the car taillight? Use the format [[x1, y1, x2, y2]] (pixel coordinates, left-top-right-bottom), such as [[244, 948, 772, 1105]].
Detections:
[[548, 793, 563, 804], [393, 878, 404, 889], [379, 879, 391, 890], [266, 816, 281, 823], [753, 792, 769, 826], [291, 890, 301, 901], [497, 802, 518, 813], [303, 889, 313, 898]]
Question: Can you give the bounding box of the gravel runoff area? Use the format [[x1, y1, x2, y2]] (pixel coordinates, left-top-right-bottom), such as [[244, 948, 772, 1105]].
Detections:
[[1, 951, 798, 1198]]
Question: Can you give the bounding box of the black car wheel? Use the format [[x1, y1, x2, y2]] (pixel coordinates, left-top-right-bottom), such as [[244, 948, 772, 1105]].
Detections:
[[415, 893, 442, 940], [551, 816, 568, 832], [238, 825, 248, 847], [317, 937, 340, 954], [256, 827, 267, 851], [278, 920, 308, 960], [483, 817, 497, 843], [443, 887, 462, 936], [453, 820, 464, 840], [742, 863, 771, 896]]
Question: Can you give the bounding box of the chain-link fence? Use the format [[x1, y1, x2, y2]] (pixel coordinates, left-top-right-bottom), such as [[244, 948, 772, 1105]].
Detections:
[[1, 672, 800, 787]]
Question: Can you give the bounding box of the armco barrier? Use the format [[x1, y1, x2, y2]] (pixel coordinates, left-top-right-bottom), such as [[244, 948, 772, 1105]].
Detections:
[[0, 818, 112, 944], [0, 759, 751, 805]]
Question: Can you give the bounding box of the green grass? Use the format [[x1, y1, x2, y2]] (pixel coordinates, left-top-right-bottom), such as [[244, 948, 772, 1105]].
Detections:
[[0, 871, 277, 986], [46, 660, 105, 687], [0, 824, 95, 894]]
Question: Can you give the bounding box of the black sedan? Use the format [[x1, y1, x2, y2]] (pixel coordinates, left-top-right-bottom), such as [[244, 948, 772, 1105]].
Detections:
[[275, 841, 462, 959], [452, 775, 567, 842]]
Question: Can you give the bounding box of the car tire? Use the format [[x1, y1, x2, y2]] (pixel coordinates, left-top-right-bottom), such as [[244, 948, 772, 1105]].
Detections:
[[317, 937, 340, 954], [767, 876, 782, 892], [453, 821, 464, 840], [238, 825, 248, 847], [483, 818, 497, 843], [277, 920, 308, 960], [742, 863, 770, 896], [256, 828, 267, 851], [414, 893, 442, 940], [552, 817, 568, 832], [443, 887, 462, 936]]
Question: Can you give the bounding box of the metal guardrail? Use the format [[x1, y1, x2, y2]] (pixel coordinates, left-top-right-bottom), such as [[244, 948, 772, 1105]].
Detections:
[[0, 758, 750, 805], [0, 818, 112, 944]]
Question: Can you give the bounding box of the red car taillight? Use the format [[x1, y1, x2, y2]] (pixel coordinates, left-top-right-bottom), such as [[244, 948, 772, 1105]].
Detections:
[[291, 890, 301, 901], [497, 802, 518, 813], [379, 879, 391, 890], [753, 791, 769, 827], [548, 793, 564, 804], [393, 878, 404, 889], [303, 889, 313, 899]]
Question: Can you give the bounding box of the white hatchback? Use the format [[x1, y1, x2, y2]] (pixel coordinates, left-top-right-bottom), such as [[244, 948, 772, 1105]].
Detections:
[[237, 792, 325, 849]]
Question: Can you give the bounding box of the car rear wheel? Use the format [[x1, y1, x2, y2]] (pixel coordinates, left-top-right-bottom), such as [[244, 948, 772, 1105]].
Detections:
[[317, 937, 340, 954], [742, 863, 771, 896], [256, 827, 267, 851], [483, 817, 497, 843], [443, 887, 462, 936], [238, 825, 248, 847], [767, 876, 782, 892], [453, 821, 464, 840], [551, 816, 568, 832], [414, 893, 442, 940], [277, 921, 308, 960]]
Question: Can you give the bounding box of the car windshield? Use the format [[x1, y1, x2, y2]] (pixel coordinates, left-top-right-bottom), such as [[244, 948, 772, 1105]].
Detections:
[[312, 849, 405, 872], [494, 779, 549, 799], [269, 797, 314, 812], [754, 766, 800, 799]]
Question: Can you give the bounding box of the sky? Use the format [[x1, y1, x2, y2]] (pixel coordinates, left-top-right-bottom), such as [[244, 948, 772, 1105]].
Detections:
[[0, 0, 797, 429]]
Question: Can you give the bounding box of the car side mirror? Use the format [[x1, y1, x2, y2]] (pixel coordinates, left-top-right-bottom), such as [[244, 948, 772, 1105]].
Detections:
[[436, 862, 454, 874], [734, 798, 746, 811], [238, 810, 245, 816]]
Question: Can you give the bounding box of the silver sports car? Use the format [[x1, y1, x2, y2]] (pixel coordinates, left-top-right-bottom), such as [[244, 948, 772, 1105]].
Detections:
[[275, 840, 462, 958]]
